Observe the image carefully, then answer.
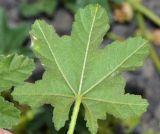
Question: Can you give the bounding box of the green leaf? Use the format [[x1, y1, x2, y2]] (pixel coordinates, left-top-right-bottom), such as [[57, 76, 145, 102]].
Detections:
[[0, 54, 34, 129], [0, 96, 20, 129], [19, 0, 58, 17], [13, 4, 149, 134], [0, 8, 30, 55], [0, 54, 35, 91]]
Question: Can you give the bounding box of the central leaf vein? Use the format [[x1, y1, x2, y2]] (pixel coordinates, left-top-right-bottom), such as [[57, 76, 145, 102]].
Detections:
[[78, 6, 99, 95]]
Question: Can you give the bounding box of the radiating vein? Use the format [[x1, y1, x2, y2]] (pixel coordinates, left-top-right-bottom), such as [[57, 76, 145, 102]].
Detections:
[[37, 21, 76, 95], [83, 97, 147, 106], [78, 5, 99, 94], [14, 93, 74, 99], [82, 40, 148, 96]]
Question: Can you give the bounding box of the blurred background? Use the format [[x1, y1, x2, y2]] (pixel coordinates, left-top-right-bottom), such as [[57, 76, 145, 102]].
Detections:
[[0, 0, 160, 134]]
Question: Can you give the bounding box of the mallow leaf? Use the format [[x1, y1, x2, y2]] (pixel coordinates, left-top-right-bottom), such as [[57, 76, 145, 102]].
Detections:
[[0, 96, 20, 129], [0, 8, 30, 55], [0, 54, 35, 91], [13, 4, 149, 134], [0, 54, 34, 128]]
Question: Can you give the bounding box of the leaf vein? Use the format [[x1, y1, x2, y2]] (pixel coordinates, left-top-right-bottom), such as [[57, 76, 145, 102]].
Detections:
[[37, 21, 76, 95], [78, 6, 99, 94], [82, 41, 148, 96], [83, 97, 147, 106], [14, 93, 74, 99]]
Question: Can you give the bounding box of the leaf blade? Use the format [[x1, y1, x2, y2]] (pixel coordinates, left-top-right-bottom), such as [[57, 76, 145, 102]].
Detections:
[[13, 72, 75, 130], [31, 20, 76, 95], [71, 4, 110, 93], [82, 37, 149, 95], [0, 96, 20, 129], [13, 4, 149, 134], [0, 54, 34, 91], [82, 75, 147, 134]]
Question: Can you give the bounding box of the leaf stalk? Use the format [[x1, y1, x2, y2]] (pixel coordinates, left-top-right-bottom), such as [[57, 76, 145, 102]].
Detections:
[[67, 95, 82, 134]]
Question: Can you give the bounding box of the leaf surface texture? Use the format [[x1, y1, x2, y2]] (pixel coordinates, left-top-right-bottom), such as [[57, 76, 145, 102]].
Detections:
[[13, 4, 149, 134], [0, 54, 34, 128], [0, 54, 34, 91], [0, 96, 20, 129]]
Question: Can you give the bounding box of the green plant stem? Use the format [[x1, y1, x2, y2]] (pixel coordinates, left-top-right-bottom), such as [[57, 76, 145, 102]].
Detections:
[[136, 12, 160, 73], [136, 13, 146, 36], [126, 0, 160, 26], [150, 47, 160, 72], [67, 95, 82, 134]]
